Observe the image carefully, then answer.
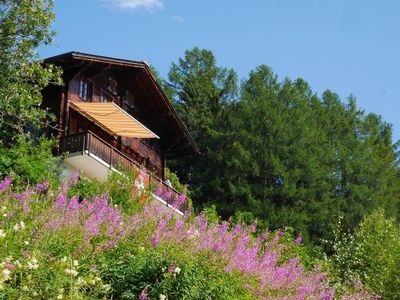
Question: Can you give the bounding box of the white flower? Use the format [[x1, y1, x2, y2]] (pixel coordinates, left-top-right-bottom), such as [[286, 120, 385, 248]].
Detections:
[[31, 257, 38, 264], [174, 267, 181, 274], [102, 283, 111, 292], [27, 261, 39, 270], [159, 294, 167, 300], [2, 214, 6, 218], [24, 240, 29, 245], [0, 229, 5, 238], [2, 269, 11, 279], [73, 260, 79, 267], [65, 268, 78, 276], [1, 206, 6, 210], [94, 276, 101, 282], [56, 295, 63, 299], [19, 221, 25, 230], [61, 257, 67, 263], [13, 223, 19, 231]]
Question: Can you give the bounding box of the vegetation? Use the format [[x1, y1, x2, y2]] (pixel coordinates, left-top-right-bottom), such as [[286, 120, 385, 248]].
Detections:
[[1, 0, 400, 298], [328, 210, 400, 299], [0, 0, 62, 146], [0, 175, 374, 299], [168, 48, 400, 249]]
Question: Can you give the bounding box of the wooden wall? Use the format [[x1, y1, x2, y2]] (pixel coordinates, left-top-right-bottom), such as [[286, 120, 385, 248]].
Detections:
[[67, 72, 164, 179]]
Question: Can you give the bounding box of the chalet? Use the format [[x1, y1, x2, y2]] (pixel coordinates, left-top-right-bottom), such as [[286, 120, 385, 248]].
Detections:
[[41, 52, 198, 213]]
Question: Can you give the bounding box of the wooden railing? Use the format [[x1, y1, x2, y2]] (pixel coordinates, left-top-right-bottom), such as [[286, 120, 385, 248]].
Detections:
[[60, 131, 186, 211]]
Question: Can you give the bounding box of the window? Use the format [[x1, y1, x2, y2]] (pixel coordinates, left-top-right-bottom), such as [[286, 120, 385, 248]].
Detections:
[[78, 79, 92, 101]]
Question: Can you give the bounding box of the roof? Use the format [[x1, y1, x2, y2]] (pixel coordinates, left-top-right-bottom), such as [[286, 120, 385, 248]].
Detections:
[[44, 51, 199, 158], [69, 101, 159, 139]]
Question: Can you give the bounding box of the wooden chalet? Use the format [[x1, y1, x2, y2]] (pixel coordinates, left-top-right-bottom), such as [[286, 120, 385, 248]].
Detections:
[[41, 52, 198, 212]]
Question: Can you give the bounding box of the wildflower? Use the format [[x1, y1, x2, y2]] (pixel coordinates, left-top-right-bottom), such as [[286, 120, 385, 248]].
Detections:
[[27, 261, 39, 270], [2, 269, 11, 281], [295, 235, 302, 245], [0, 230, 5, 238], [167, 265, 175, 273], [13, 221, 25, 232], [4, 262, 15, 270], [56, 295, 63, 299], [159, 294, 167, 300], [73, 260, 79, 267], [102, 283, 111, 292], [139, 288, 148, 300], [0, 177, 11, 193], [65, 269, 78, 276], [35, 181, 49, 192], [174, 267, 181, 274], [61, 257, 67, 263], [24, 240, 29, 245]]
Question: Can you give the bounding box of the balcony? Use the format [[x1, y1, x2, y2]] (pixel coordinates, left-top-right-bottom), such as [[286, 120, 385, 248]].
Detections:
[[60, 131, 186, 214]]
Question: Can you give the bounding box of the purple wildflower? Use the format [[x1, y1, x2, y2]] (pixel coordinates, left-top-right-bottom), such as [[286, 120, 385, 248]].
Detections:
[[139, 288, 148, 300], [0, 177, 11, 193], [35, 181, 49, 192]]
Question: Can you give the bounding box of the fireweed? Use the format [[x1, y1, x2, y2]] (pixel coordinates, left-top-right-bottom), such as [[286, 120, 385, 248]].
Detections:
[[0, 176, 376, 299]]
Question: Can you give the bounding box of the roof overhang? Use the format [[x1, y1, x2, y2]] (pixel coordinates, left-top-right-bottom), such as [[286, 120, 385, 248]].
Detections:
[[69, 101, 159, 139], [44, 52, 199, 157]]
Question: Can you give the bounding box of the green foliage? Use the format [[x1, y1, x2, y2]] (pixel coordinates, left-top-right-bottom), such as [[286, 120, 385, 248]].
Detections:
[[99, 243, 250, 300], [0, 0, 62, 146], [165, 167, 188, 195], [202, 205, 221, 224], [329, 210, 400, 299], [167, 50, 400, 248], [168, 47, 239, 215], [67, 177, 104, 201], [0, 137, 59, 185]]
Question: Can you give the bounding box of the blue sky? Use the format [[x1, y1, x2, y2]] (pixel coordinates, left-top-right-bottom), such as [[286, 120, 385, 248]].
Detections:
[[39, 0, 400, 142]]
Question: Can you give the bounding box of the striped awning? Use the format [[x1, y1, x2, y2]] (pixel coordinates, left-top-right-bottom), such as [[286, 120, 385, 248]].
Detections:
[[69, 101, 159, 139]]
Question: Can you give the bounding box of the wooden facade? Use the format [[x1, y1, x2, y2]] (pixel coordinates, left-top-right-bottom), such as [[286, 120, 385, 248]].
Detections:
[[41, 52, 198, 181]]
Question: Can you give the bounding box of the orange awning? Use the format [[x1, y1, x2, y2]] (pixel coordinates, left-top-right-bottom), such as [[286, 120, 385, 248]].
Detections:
[[69, 101, 159, 139]]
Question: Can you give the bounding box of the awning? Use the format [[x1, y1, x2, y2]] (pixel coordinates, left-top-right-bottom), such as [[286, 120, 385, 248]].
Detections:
[[69, 101, 159, 139]]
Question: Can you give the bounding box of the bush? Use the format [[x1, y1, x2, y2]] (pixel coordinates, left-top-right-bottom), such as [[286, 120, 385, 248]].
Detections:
[[0, 137, 59, 186], [328, 210, 400, 299], [0, 176, 374, 299]]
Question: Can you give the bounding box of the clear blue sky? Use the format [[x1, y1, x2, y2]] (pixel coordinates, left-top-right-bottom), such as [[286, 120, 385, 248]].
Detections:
[[39, 0, 400, 142]]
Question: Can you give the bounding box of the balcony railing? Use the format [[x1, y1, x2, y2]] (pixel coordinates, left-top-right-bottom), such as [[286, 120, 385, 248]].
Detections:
[[60, 131, 186, 212]]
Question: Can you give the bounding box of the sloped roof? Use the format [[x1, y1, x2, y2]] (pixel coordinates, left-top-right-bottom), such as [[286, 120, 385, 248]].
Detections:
[[44, 51, 199, 158]]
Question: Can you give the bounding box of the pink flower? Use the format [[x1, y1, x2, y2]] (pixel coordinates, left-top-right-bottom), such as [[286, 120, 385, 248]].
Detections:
[[139, 288, 148, 300], [35, 181, 49, 192], [0, 177, 11, 192]]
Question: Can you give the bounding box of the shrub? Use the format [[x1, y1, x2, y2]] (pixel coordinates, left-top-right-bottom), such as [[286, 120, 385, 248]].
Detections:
[[0, 137, 59, 186], [328, 210, 400, 299], [0, 176, 375, 299]]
